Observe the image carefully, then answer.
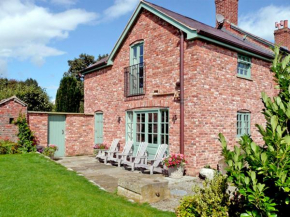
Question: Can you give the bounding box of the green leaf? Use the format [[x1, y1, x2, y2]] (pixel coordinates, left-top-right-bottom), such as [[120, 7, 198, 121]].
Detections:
[[271, 115, 278, 131], [261, 152, 267, 163], [219, 133, 227, 149], [282, 54, 290, 70], [250, 171, 256, 182], [240, 214, 251, 217]]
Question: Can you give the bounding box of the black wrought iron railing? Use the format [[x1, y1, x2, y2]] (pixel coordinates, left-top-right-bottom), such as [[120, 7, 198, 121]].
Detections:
[[124, 63, 145, 97]]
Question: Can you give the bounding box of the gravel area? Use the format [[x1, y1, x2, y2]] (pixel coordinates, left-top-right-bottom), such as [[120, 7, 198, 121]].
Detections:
[[151, 176, 204, 212]]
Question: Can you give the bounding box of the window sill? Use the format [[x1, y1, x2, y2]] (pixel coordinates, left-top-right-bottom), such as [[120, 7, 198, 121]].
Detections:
[[237, 75, 253, 81], [126, 93, 145, 98]]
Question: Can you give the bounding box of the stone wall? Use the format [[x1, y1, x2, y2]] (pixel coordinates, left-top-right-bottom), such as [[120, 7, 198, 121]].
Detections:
[[84, 10, 276, 175], [0, 100, 27, 142]]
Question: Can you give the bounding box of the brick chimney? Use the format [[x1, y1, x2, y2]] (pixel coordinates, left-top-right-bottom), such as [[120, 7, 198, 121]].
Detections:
[[274, 20, 290, 50], [215, 0, 239, 28]]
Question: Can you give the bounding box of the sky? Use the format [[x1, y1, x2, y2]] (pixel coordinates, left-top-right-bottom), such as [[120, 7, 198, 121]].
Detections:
[[1, 0, 290, 102]]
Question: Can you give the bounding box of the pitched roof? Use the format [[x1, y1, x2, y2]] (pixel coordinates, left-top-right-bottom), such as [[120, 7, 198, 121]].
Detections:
[[144, 0, 273, 58], [82, 0, 274, 74], [0, 96, 27, 107], [85, 56, 109, 71]]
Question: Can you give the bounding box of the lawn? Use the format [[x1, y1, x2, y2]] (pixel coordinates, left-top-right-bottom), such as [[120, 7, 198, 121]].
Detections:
[[0, 153, 174, 217]]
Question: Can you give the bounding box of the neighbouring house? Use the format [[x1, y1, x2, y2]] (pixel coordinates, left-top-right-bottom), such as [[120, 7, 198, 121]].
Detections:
[[81, 0, 290, 175], [0, 96, 27, 142]]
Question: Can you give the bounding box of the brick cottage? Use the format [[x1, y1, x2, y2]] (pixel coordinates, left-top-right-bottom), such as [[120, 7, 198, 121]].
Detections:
[[82, 0, 290, 175]]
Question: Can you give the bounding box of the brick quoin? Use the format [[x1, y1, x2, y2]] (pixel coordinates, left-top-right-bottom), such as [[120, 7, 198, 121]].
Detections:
[[84, 10, 276, 175], [0, 100, 27, 142]]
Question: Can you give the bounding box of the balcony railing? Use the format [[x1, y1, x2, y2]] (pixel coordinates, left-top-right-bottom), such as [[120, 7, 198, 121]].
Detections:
[[124, 63, 145, 97]]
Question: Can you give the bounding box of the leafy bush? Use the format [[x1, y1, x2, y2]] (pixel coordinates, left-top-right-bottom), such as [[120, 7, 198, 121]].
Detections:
[[176, 173, 230, 217], [219, 47, 290, 217], [43, 144, 58, 158], [14, 113, 37, 153], [0, 140, 20, 154]]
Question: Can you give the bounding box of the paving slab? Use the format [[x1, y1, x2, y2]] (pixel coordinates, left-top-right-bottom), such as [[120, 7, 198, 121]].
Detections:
[[56, 156, 201, 212]]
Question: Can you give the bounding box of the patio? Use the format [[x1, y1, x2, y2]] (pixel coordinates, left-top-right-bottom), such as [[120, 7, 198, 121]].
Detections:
[[56, 156, 202, 212]]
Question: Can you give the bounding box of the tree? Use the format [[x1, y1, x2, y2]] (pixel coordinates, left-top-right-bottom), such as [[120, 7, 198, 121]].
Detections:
[[219, 47, 290, 217], [55, 76, 82, 112], [0, 78, 53, 111], [59, 53, 108, 113]]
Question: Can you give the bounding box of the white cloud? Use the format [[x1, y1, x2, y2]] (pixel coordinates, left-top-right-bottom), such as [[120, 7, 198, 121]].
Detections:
[[239, 5, 290, 42], [0, 59, 8, 77], [50, 0, 78, 7], [0, 0, 139, 70], [103, 0, 139, 21], [0, 0, 98, 66]]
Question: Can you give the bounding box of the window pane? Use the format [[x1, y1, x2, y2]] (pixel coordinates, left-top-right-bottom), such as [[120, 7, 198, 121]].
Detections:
[[153, 134, 158, 143], [133, 47, 137, 58], [153, 124, 158, 133], [141, 124, 145, 133], [140, 44, 143, 55], [153, 113, 158, 122], [148, 124, 152, 133]]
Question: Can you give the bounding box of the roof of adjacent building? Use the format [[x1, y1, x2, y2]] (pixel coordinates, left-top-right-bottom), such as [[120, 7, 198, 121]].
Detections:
[[82, 0, 274, 73], [144, 0, 273, 57], [0, 96, 27, 107], [85, 56, 109, 71]]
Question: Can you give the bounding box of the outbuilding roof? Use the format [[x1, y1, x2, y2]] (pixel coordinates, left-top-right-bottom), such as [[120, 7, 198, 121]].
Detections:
[[0, 96, 27, 107]]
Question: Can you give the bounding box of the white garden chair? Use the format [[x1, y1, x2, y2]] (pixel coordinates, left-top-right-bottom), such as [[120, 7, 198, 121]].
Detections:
[[109, 140, 134, 167], [122, 142, 148, 171], [136, 144, 168, 175], [96, 139, 120, 164]]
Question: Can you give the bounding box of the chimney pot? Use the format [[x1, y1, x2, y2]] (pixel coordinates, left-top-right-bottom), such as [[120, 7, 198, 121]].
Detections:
[[285, 20, 289, 28], [274, 20, 290, 50]]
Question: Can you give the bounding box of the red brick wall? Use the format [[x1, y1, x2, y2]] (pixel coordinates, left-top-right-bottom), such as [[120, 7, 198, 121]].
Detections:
[[84, 10, 181, 154], [275, 27, 290, 50], [184, 39, 276, 174], [0, 100, 27, 142], [84, 10, 276, 175], [215, 0, 239, 27], [27, 113, 48, 146], [27, 112, 94, 156], [65, 114, 94, 156]]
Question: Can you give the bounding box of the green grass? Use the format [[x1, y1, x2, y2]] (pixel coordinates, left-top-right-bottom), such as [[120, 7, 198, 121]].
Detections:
[[0, 154, 174, 217]]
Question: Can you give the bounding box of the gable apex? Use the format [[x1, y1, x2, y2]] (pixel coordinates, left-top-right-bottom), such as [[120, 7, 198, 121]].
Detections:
[[0, 96, 27, 107]]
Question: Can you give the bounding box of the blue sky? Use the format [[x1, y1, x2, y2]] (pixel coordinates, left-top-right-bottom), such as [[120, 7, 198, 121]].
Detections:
[[1, 0, 290, 102]]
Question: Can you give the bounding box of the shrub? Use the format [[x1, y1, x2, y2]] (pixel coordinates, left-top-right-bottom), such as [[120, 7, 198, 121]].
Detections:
[[43, 144, 58, 158], [176, 173, 230, 217], [163, 153, 187, 168], [14, 113, 36, 153], [219, 47, 290, 217], [0, 140, 20, 154]]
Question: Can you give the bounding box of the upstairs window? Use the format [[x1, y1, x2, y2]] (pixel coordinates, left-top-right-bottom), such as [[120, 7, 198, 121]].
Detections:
[[237, 111, 251, 137], [237, 54, 251, 79], [124, 42, 145, 97]]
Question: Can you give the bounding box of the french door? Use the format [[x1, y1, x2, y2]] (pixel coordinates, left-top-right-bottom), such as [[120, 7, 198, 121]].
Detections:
[[126, 109, 169, 159]]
